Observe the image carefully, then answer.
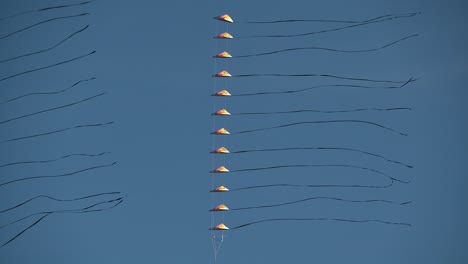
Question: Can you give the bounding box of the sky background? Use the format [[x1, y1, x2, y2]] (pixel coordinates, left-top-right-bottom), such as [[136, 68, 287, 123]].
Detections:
[[0, 0, 467, 263]]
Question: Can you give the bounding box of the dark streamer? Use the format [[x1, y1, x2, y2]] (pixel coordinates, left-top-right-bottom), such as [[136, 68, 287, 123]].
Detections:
[[0, 25, 90, 64], [230, 179, 395, 192], [238, 13, 418, 24], [0, 196, 122, 230], [0, 151, 110, 169], [236, 12, 420, 39], [229, 147, 412, 168], [0, 191, 120, 214], [229, 196, 411, 211], [0, 162, 116, 188], [0, 121, 114, 144], [0, 93, 106, 126], [0, 77, 95, 104], [0, 13, 90, 40], [231, 218, 412, 229], [233, 107, 412, 115], [234, 79, 416, 96], [232, 73, 414, 84], [229, 164, 409, 184], [1, 196, 124, 248], [0, 50, 96, 83], [0, 1, 94, 22], [233, 120, 407, 136], [235, 35, 418, 58]]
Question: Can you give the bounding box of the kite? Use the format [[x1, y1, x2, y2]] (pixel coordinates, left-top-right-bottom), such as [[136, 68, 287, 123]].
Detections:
[[210, 204, 230, 211], [211, 128, 230, 135], [210, 166, 230, 173], [212, 109, 231, 116], [210, 186, 230, 192], [210, 223, 229, 230], [213, 70, 232, 77], [213, 51, 233, 58], [214, 14, 234, 23], [212, 90, 232, 96], [213, 32, 234, 39]]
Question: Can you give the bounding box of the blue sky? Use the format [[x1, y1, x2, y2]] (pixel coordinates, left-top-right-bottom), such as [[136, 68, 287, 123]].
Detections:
[[0, 0, 467, 263]]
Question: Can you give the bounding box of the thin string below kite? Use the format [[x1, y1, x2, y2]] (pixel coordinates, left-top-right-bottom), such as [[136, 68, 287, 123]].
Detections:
[[233, 79, 417, 96], [0, 50, 96, 83], [228, 164, 409, 184], [1, 196, 124, 248], [0, 121, 114, 144], [229, 196, 411, 211], [0, 77, 95, 104], [237, 13, 418, 24], [236, 12, 420, 39], [230, 179, 395, 191], [0, 162, 116, 188], [0, 151, 110, 169], [228, 147, 412, 168], [231, 218, 412, 229], [232, 120, 407, 136], [232, 73, 414, 84], [0, 93, 106, 126], [0, 13, 90, 40], [0, 191, 120, 214], [0, 0, 94, 22], [235, 35, 418, 58], [0, 25, 90, 64]]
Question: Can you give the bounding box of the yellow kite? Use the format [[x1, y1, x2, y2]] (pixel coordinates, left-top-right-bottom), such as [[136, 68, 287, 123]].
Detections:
[[214, 14, 234, 23]]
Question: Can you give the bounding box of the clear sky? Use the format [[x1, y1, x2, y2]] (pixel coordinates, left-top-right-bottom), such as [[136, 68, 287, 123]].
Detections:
[[0, 0, 467, 263]]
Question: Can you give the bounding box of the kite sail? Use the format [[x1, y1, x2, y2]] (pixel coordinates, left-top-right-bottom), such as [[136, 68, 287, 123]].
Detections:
[[214, 14, 234, 23]]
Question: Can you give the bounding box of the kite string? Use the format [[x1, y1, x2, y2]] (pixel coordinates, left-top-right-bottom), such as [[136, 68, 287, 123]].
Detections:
[[0, 77, 96, 104], [0, 151, 110, 169], [0, 0, 94, 22], [236, 12, 420, 38], [0, 191, 120, 214], [232, 73, 411, 84], [1, 196, 125, 248], [228, 146, 412, 168], [230, 179, 395, 191], [237, 12, 419, 24], [0, 13, 90, 40], [0, 121, 114, 144], [233, 78, 417, 96], [231, 218, 412, 229], [232, 120, 408, 136], [232, 107, 412, 115], [0, 195, 125, 230], [235, 34, 418, 58], [0, 93, 106, 126], [0, 162, 116, 188], [229, 196, 411, 211], [0, 25, 90, 64], [228, 164, 410, 184], [0, 50, 96, 83]]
